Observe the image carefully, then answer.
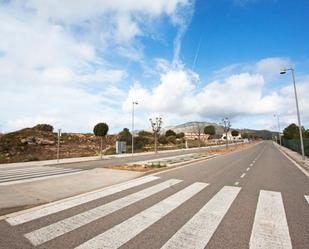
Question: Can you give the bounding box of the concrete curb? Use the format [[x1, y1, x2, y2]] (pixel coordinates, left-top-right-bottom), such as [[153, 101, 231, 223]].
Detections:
[[142, 154, 218, 175], [274, 142, 309, 177]]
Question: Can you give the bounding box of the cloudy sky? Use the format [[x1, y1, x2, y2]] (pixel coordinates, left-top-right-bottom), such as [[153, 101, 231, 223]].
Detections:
[[0, 0, 308, 133]]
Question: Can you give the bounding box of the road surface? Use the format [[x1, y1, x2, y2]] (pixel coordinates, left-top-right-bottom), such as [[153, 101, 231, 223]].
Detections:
[[0, 141, 308, 248]]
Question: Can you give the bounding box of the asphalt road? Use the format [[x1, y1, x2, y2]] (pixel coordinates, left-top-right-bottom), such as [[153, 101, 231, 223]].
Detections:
[[0, 141, 308, 249]]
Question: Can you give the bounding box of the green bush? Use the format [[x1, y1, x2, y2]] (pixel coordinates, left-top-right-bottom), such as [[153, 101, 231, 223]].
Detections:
[[33, 124, 54, 132]]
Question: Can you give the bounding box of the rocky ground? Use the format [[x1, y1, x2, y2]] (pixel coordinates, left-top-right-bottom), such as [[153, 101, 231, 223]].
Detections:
[[0, 125, 115, 163]]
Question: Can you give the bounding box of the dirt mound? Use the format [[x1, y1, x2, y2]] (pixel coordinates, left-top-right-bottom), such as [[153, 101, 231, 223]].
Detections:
[[0, 125, 115, 163]]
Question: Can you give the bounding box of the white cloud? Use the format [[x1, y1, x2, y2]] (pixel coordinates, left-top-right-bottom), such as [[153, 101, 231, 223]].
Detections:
[[0, 0, 193, 133], [123, 59, 309, 130], [255, 57, 291, 80]]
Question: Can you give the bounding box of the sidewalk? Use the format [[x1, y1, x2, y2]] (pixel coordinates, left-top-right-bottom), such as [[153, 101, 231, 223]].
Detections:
[[0, 168, 143, 215], [275, 142, 309, 173]]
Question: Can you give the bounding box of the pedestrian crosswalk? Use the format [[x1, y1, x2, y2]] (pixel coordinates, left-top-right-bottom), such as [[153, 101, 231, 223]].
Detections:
[[3, 176, 307, 249], [0, 166, 83, 185]]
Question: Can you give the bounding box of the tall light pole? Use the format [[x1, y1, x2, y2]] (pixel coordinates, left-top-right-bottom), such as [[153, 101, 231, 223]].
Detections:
[[274, 113, 281, 146], [280, 68, 305, 160], [132, 101, 138, 156]]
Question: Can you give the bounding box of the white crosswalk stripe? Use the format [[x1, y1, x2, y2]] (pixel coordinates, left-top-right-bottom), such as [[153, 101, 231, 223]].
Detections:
[[5, 178, 300, 249], [305, 195, 309, 204], [6, 175, 159, 226], [75, 182, 208, 249], [161, 186, 241, 249], [0, 166, 82, 185], [24, 179, 182, 246], [250, 190, 292, 249]]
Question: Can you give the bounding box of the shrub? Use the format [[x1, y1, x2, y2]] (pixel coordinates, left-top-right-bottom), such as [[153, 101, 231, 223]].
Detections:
[[165, 129, 176, 137], [33, 124, 54, 132]]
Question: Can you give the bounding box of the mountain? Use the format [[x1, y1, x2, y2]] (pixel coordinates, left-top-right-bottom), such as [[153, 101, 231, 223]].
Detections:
[[163, 121, 276, 139]]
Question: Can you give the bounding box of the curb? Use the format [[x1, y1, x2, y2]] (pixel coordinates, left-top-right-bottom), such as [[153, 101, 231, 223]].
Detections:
[[274, 143, 309, 177], [143, 154, 218, 175]]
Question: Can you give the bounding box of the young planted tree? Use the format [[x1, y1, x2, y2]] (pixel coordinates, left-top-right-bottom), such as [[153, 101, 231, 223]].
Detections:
[[204, 125, 216, 139], [93, 122, 109, 159]]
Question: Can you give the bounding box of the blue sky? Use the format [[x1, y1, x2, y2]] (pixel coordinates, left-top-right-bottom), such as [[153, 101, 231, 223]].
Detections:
[[0, 0, 308, 133]]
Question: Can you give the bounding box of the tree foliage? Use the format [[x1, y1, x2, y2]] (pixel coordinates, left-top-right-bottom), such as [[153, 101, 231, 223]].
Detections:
[[283, 123, 303, 139], [34, 124, 54, 132], [204, 125, 215, 138], [93, 123, 109, 137], [165, 129, 176, 137], [117, 128, 132, 144], [231, 130, 239, 137]]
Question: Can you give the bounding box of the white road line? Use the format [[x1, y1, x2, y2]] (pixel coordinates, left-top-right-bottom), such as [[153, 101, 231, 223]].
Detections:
[[250, 163, 254, 167], [75, 182, 208, 249], [305, 195, 309, 204], [6, 175, 159, 226], [0, 168, 80, 181], [0, 166, 71, 175], [250, 190, 292, 249], [246, 167, 250, 171], [25, 179, 182, 246], [234, 182, 239, 186], [161, 186, 241, 249], [240, 173, 246, 178], [0, 171, 82, 186]]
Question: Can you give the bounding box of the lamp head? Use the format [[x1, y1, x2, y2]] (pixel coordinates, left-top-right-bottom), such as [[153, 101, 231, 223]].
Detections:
[[280, 68, 287, 74]]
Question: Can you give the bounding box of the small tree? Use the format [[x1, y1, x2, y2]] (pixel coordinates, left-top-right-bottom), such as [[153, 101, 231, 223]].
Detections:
[[165, 129, 176, 137], [204, 125, 215, 139], [93, 122, 109, 159], [283, 123, 304, 139], [231, 130, 239, 137], [117, 128, 132, 144]]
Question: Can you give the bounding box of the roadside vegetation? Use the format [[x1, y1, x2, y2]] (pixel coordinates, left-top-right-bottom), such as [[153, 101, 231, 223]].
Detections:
[[0, 122, 258, 164]]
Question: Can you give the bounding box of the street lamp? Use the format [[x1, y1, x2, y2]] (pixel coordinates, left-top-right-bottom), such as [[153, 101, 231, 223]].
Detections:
[[280, 67, 305, 160], [132, 101, 138, 156], [273, 113, 281, 146]]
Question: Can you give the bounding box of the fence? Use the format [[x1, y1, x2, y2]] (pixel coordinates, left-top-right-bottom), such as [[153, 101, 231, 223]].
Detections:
[[281, 138, 309, 156]]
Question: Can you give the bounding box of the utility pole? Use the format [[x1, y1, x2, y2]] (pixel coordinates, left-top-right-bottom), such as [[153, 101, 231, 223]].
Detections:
[[132, 101, 138, 156], [149, 117, 162, 153], [57, 129, 61, 163], [222, 117, 231, 149]]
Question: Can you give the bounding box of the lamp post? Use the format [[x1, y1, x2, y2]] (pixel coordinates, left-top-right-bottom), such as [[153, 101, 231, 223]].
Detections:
[[274, 113, 281, 146], [132, 101, 138, 156], [280, 68, 305, 160], [149, 117, 162, 153]]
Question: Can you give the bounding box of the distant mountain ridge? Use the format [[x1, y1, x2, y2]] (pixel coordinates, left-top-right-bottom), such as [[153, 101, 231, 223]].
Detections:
[[162, 121, 275, 139]]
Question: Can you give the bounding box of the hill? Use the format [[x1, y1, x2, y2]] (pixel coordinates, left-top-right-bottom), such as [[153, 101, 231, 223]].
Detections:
[[164, 121, 275, 139], [0, 124, 115, 163]]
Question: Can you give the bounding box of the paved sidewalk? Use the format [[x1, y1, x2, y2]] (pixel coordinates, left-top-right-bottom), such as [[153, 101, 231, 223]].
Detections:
[[0, 168, 142, 215], [274, 142, 309, 172]]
